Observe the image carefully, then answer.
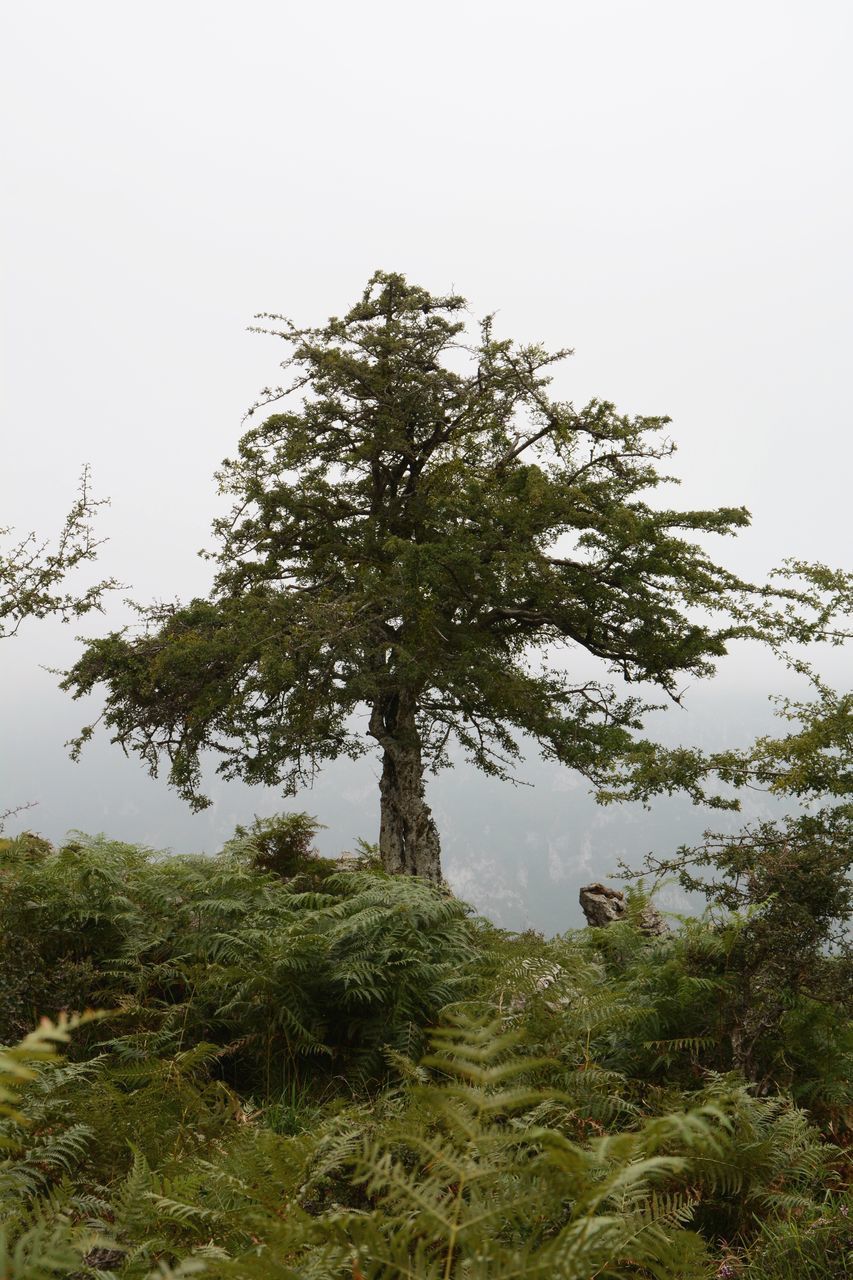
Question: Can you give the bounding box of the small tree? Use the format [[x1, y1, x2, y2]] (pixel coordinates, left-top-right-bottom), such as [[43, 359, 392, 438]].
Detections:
[[0, 465, 114, 640], [1, 466, 115, 829], [628, 678, 852, 1091], [61, 273, 839, 880]]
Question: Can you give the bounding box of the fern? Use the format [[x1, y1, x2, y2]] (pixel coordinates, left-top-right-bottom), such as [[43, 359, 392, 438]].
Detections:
[[0, 834, 846, 1278], [321, 1012, 723, 1278], [0, 1017, 109, 1279]]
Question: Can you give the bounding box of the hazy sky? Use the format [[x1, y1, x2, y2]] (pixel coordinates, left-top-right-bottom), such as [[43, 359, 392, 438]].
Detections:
[[2, 2, 851, 928]]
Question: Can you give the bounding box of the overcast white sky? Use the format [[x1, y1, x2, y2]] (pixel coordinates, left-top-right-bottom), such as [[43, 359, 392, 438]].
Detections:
[[2, 2, 851, 925]]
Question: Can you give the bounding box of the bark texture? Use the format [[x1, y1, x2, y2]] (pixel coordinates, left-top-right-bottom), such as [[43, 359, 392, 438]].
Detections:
[[370, 696, 442, 881]]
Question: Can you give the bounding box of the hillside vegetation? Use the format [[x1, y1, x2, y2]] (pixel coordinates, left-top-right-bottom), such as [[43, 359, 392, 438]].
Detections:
[[0, 820, 849, 1280]]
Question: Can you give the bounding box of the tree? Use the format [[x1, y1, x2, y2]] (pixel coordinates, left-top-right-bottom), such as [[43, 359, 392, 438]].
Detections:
[[1, 466, 115, 829], [60, 273, 841, 880], [0, 465, 114, 641], [625, 677, 852, 1091]]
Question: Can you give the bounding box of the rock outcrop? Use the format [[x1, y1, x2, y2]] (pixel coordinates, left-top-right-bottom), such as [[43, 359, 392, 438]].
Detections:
[[579, 882, 669, 937]]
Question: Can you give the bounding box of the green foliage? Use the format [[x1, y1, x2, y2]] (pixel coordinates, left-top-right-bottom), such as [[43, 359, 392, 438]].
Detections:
[[60, 274, 851, 877], [0, 835, 847, 1277], [0, 1011, 102, 1122], [0, 466, 115, 643], [334, 1014, 723, 1278], [0, 828, 475, 1082], [738, 1196, 853, 1280], [0, 465, 117, 829], [622, 682, 852, 1107], [0, 1015, 108, 1278], [225, 812, 327, 879]]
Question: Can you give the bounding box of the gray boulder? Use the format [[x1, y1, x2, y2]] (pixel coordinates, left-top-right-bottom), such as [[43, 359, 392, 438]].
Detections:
[[579, 882, 669, 937]]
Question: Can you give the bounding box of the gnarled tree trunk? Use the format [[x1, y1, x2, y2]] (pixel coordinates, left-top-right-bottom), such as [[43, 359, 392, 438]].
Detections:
[[369, 694, 442, 881]]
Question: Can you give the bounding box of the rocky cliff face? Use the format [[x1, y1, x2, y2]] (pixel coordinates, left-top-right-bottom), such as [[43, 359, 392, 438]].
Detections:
[[579, 883, 669, 936]]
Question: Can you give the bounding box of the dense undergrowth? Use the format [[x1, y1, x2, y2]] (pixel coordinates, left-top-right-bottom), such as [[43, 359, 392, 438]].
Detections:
[[0, 822, 849, 1279]]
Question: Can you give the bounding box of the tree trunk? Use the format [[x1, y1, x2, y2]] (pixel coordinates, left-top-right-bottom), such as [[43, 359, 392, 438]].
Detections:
[[369, 695, 442, 881]]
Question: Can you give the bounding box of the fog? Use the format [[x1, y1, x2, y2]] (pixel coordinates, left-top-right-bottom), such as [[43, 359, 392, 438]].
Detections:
[[2, 2, 850, 929]]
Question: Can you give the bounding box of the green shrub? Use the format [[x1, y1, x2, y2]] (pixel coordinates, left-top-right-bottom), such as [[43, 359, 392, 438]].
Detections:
[[0, 828, 847, 1278], [0, 831, 476, 1086], [225, 812, 327, 880]]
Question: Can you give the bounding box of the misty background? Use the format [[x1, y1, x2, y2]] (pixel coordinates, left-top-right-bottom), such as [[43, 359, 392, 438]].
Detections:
[[2, 2, 850, 932]]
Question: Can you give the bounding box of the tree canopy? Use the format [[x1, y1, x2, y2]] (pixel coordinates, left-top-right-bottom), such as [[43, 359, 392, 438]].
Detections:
[[62, 273, 845, 879]]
